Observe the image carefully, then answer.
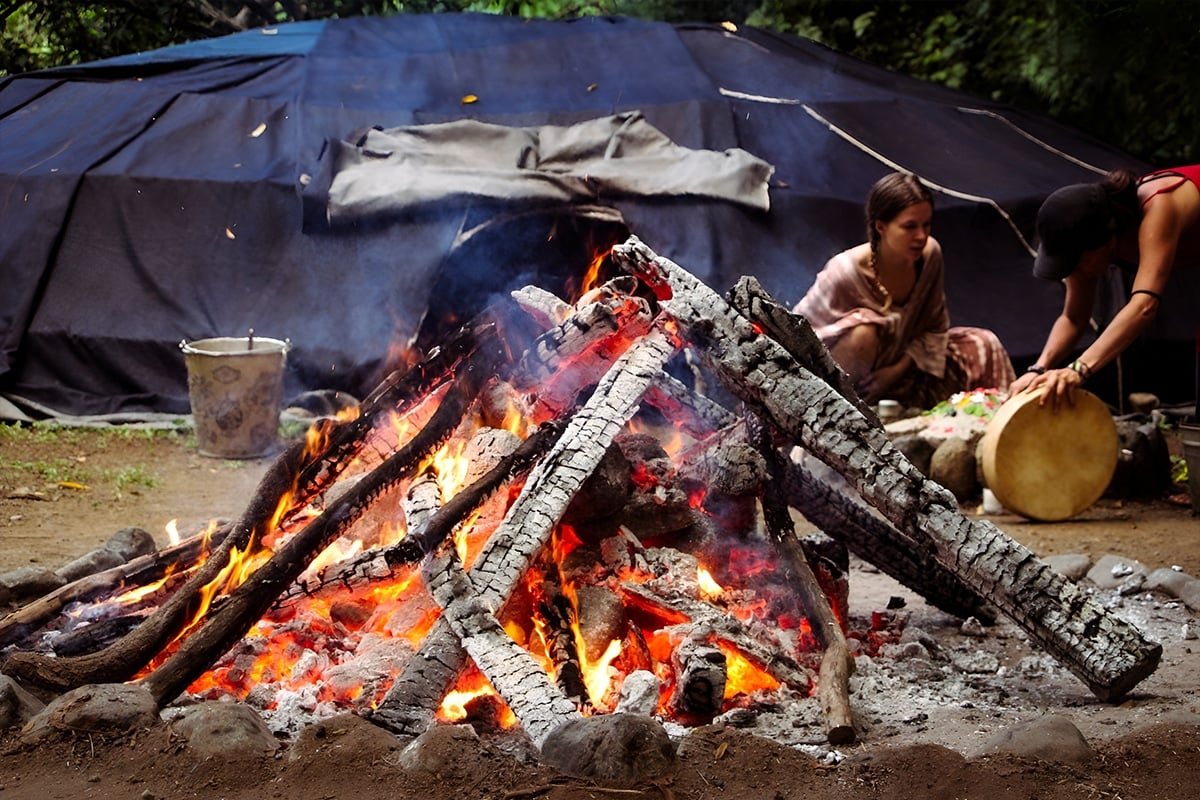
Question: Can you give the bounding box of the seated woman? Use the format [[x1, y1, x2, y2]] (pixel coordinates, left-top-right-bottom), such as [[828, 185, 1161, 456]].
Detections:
[[794, 171, 1015, 407]]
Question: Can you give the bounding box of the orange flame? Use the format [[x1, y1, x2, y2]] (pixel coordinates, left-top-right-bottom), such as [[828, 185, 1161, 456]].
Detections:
[[719, 641, 780, 697]]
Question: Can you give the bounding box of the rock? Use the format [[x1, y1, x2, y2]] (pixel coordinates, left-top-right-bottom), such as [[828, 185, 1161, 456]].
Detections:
[[0, 675, 45, 731], [1086, 554, 1150, 589], [0, 566, 65, 607], [169, 701, 279, 757], [539, 713, 677, 788], [1042, 554, 1093, 582], [398, 723, 480, 773], [289, 712, 404, 764], [55, 548, 125, 583], [105, 526, 158, 561], [1108, 419, 1172, 499], [929, 435, 980, 502], [1177, 579, 1200, 612], [971, 714, 1094, 765], [21, 684, 159, 744], [892, 434, 935, 476], [1143, 566, 1195, 598]]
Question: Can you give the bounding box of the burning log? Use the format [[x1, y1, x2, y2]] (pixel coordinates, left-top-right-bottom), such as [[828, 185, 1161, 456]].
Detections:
[[374, 319, 683, 740], [139, 357, 495, 707], [1, 321, 499, 698], [0, 522, 231, 651], [750, 413, 856, 745], [611, 235, 1162, 701], [616, 582, 812, 691], [649, 370, 995, 623], [668, 628, 726, 721]]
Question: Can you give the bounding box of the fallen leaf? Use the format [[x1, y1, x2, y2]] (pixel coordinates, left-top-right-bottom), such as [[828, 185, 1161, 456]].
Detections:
[[250, 122, 267, 138], [57, 481, 90, 491], [461, 94, 478, 105], [715, 740, 729, 759]]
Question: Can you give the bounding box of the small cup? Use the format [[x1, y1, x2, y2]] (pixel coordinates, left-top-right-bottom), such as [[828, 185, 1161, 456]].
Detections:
[[877, 399, 901, 424]]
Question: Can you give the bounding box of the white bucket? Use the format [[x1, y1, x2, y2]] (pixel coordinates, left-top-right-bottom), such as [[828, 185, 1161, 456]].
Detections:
[[180, 336, 289, 459]]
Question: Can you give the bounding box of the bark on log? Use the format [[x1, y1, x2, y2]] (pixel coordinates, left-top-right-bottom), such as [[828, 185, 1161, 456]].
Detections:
[[668, 629, 726, 721], [612, 235, 1161, 701], [728, 276, 877, 425], [140, 359, 492, 707], [373, 320, 682, 737]]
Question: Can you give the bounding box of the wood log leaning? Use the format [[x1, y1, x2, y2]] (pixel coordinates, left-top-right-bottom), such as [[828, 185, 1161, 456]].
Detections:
[[373, 319, 682, 739], [749, 413, 855, 745], [612, 235, 1162, 702], [140, 357, 492, 707]]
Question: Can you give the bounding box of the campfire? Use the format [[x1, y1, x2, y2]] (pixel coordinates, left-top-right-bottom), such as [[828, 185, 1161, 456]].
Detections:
[[0, 237, 1162, 776]]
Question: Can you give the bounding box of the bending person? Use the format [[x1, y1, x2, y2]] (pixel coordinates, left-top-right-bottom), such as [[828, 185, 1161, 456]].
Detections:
[[1011, 165, 1200, 405], [794, 171, 1015, 407]]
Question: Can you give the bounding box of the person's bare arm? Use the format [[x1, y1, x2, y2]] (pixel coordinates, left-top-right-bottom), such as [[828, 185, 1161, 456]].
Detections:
[[1009, 273, 1096, 398]]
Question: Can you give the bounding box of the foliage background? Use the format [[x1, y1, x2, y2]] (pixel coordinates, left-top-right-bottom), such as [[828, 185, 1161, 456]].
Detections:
[[1, 0, 1195, 166]]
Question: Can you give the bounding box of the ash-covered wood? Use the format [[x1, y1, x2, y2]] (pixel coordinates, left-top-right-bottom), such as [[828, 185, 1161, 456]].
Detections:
[[668, 628, 726, 721], [374, 320, 682, 737], [611, 235, 1162, 702]]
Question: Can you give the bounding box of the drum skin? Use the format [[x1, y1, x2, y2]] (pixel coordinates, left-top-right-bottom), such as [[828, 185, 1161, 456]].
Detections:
[[979, 389, 1118, 522]]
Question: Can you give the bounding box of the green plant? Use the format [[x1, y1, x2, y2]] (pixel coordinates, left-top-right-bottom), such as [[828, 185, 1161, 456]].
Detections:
[[1170, 454, 1189, 487], [100, 464, 160, 499]]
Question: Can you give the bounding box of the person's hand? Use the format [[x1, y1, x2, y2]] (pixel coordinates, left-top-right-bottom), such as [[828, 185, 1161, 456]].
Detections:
[[1020, 367, 1084, 410], [1008, 370, 1041, 397]]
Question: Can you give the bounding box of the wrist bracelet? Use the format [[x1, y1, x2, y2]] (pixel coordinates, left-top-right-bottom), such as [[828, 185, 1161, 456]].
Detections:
[[1026, 365, 1047, 374], [1070, 359, 1091, 380]]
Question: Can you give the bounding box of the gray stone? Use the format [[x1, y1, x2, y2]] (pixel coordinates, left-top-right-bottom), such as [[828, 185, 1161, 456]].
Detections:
[[539, 713, 677, 788], [971, 714, 1094, 765], [0, 675, 45, 732], [21, 683, 159, 744], [0, 566, 65, 607], [1144, 567, 1195, 598], [1042, 554, 1093, 582], [169, 700, 278, 757], [55, 548, 125, 583], [104, 526, 158, 561], [1086, 554, 1149, 589], [1177, 578, 1200, 612], [929, 436, 980, 502]]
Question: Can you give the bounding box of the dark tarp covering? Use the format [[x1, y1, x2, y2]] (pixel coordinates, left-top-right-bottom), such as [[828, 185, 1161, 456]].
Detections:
[[1, 13, 1193, 418]]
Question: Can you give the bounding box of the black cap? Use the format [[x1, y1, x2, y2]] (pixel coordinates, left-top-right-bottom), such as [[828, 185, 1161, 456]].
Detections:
[[1033, 183, 1115, 280]]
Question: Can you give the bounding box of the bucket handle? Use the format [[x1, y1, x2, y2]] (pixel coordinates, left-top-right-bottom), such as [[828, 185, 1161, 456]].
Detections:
[[180, 337, 291, 354]]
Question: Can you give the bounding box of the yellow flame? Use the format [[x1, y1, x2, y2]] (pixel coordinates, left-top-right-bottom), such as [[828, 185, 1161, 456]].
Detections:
[[697, 566, 724, 601], [582, 638, 622, 710]]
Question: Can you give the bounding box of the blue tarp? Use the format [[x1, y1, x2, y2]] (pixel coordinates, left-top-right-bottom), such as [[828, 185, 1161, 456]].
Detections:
[[1, 13, 1190, 416]]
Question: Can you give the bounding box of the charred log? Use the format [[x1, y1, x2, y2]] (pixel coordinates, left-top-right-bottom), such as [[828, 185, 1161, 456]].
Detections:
[[612, 235, 1162, 701], [139, 357, 494, 707]]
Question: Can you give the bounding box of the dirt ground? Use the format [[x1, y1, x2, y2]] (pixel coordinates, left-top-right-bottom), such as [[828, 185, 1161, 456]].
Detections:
[[1, 423, 1199, 800]]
